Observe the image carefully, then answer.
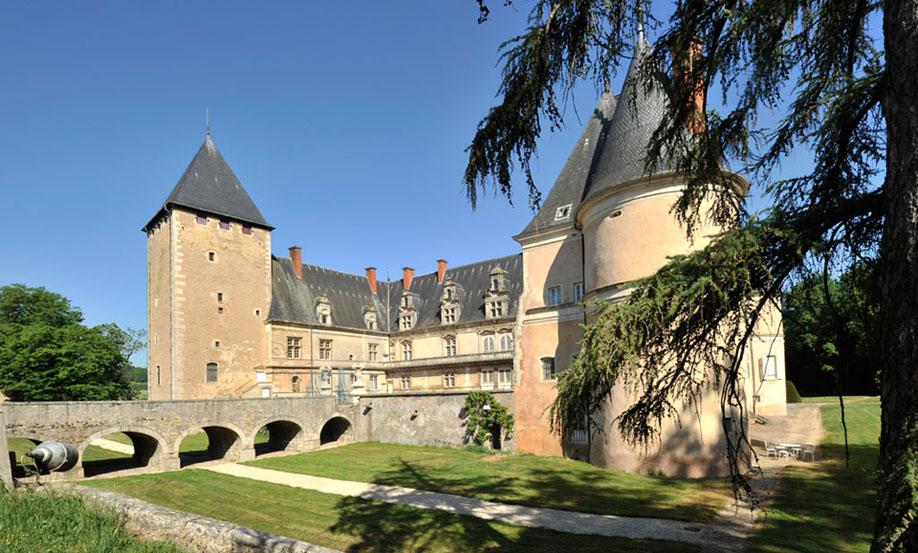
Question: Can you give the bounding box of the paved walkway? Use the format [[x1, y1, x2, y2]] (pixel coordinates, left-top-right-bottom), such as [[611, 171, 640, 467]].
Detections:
[[91, 437, 135, 455], [202, 463, 746, 548]]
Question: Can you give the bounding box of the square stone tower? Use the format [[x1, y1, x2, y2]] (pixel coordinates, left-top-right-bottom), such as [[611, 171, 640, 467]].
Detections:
[[144, 135, 273, 400]]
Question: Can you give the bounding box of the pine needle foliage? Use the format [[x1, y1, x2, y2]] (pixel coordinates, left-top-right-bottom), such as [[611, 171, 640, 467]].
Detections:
[[469, 1, 916, 550]]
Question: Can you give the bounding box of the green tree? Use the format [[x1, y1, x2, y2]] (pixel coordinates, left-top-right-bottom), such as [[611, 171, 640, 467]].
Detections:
[[464, 391, 514, 448], [784, 261, 881, 397], [0, 284, 134, 401], [467, 2, 916, 550]]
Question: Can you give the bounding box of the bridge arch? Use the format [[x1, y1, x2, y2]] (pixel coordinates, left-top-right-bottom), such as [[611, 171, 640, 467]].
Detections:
[[174, 422, 246, 467], [79, 426, 169, 478], [319, 415, 353, 445], [251, 417, 305, 456]]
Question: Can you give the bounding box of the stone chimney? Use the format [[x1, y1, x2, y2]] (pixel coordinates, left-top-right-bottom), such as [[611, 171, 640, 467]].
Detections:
[[365, 267, 378, 295], [289, 246, 303, 279], [437, 259, 448, 285], [402, 267, 415, 290]]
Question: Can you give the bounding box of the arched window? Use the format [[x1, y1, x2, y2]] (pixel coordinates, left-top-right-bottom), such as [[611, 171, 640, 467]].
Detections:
[[444, 336, 457, 357], [483, 336, 495, 353], [206, 363, 218, 382], [292, 375, 301, 393], [500, 334, 514, 351]]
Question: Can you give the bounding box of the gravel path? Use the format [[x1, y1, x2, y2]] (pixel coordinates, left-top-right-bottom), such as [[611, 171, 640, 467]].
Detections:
[[202, 462, 740, 547]]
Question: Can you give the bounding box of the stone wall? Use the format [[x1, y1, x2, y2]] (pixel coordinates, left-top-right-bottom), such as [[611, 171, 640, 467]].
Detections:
[[355, 391, 514, 450], [3, 397, 358, 479]]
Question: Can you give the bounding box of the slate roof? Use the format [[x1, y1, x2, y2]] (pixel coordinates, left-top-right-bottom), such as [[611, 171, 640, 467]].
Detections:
[[144, 135, 271, 231], [517, 93, 618, 238], [582, 36, 678, 203], [518, 37, 679, 238], [268, 254, 522, 333]]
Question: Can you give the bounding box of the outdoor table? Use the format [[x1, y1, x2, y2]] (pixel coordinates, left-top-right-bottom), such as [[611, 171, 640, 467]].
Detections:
[[778, 443, 802, 458]]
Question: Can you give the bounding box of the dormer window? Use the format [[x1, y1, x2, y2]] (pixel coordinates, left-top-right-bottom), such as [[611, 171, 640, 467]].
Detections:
[[399, 291, 417, 330], [442, 307, 458, 324], [488, 301, 505, 318], [315, 295, 332, 326], [364, 305, 378, 330], [488, 267, 507, 292], [554, 204, 572, 220]]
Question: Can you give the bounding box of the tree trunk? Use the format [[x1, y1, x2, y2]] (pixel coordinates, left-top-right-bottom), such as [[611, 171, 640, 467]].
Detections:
[[874, 0, 918, 550]]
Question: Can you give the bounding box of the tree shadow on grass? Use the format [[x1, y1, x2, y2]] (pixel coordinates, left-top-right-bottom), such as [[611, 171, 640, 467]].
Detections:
[[363, 455, 726, 523], [750, 442, 878, 553], [329, 494, 699, 553]]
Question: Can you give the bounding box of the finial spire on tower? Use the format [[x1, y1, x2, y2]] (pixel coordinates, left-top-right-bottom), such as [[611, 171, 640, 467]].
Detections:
[[636, 3, 645, 44], [205, 107, 211, 137]]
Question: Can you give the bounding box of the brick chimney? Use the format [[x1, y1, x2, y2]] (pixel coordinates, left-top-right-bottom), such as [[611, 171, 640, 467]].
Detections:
[[674, 40, 705, 134], [289, 246, 303, 279], [436, 259, 448, 285], [365, 267, 378, 295], [402, 267, 415, 290]]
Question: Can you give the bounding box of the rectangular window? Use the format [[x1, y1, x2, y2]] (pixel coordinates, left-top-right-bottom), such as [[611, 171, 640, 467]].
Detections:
[[320, 370, 333, 386], [548, 286, 562, 306], [287, 336, 302, 359], [401, 315, 413, 330], [481, 369, 493, 386], [206, 363, 218, 382], [196, 215, 207, 225], [208, 251, 216, 262], [368, 344, 378, 361], [369, 374, 379, 390], [214, 340, 221, 348], [217, 292, 223, 302], [156, 365, 161, 386], [256, 371, 267, 383], [242, 225, 253, 235], [444, 337, 457, 357], [319, 339, 333, 360], [400, 375, 411, 390], [443, 373, 455, 388], [489, 302, 504, 318], [402, 341, 412, 361], [541, 357, 556, 381], [571, 428, 588, 444], [764, 355, 779, 380], [217, 307, 224, 314], [573, 282, 584, 302], [219, 220, 230, 230], [498, 368, 512, 389]]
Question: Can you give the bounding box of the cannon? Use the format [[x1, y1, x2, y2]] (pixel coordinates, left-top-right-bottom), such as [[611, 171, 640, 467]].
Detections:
[[26, 440, 79, 472]]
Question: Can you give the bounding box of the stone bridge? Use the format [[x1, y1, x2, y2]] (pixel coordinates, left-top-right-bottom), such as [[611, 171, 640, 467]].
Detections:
[[2, 396, 359, 480]]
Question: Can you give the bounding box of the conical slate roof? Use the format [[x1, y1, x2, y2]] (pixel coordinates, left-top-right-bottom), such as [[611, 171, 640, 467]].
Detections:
[[582, 37, 677, 203], [518, 37, 681, 239], [517, 93, 618, 238], [145, 135, 271, 230]]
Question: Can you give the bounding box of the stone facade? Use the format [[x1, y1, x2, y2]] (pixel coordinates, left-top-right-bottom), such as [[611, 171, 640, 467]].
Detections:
[[139, 37, 787, 477]]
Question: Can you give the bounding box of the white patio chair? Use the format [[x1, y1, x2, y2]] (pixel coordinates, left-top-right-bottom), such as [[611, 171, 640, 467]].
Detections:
[[800, 444, 816, 461], [764, 441, 779, 458]]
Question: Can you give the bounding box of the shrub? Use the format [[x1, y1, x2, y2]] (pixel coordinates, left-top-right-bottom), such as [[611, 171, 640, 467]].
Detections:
[[463, 391, 514, 448]]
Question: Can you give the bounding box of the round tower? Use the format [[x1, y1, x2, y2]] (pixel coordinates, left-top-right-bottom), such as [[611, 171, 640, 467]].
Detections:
[[575, 38, 747, 476]]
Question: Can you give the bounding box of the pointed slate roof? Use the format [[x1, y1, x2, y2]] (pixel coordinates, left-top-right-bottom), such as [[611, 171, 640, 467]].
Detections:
[[582, 37, 677, 203], [518, 37, 681, 239], [144, 135, 271, 230], [516, 92, 618, 239]]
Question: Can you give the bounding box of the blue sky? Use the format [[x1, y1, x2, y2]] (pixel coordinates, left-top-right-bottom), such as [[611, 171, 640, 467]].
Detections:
[[0, 2, 811, 365]]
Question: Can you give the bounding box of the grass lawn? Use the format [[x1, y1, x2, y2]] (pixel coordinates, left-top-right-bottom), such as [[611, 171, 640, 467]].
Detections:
[[84, 469, 698, 552], [245, 442, 730, 523], [749, 397, 880, 553], [0, 488, 184, 553], [800, 395, 878, 404]]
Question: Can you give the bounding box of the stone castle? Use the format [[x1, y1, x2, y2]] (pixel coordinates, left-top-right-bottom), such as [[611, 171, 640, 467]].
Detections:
[[144, 38, 787, 476]]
